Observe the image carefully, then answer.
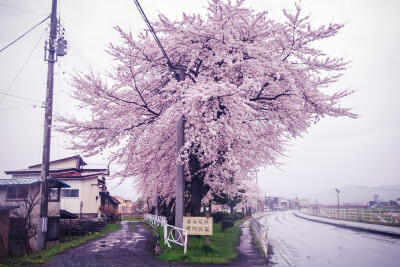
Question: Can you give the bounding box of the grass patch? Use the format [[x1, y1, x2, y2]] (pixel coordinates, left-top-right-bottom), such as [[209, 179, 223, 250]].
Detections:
[[249, 221, 265, 257], [157, 219, 246, 264], [124, 217, 143, 222], [129, 223, 137, 230], [123, 214, 144, 221], [1, 222, 122, 267]]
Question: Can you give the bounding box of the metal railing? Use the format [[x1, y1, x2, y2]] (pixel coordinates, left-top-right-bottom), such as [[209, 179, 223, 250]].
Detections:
[[163, 223, 188, 255], [143, 213, 187, 255], [251, 212, 269, 257], [300, 208, 400, 224]]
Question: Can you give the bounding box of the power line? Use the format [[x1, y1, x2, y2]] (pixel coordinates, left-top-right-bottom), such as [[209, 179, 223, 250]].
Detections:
[[57, 21, 95, 71], [264, 172, 400, 192], [0, 29, 47, 104], [36, 0, 47, 14], [133, 0, 174, 71], [0, 2, 47, 16], [0, 15, 50, 53], [0, 92, 42, 103], [0, 104, 36, 111]]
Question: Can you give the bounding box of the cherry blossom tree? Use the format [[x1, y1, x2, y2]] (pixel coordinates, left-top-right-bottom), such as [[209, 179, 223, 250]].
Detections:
[[58, 0, 356, 217]]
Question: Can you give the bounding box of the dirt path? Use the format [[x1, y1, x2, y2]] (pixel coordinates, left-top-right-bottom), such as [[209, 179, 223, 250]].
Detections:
[[46, 221, 174, 267], [45, 220, 269, 267], [230, 220, 269, 266]]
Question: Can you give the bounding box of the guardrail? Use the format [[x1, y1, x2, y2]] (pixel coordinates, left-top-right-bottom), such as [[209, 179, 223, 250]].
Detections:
[[300, 208, 400, 224], [251, 212, 268, 257], [143, 213, 187, 255]]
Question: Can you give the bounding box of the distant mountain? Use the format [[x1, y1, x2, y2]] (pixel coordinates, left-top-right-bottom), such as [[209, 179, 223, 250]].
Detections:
[[287, 185, 400, 205]]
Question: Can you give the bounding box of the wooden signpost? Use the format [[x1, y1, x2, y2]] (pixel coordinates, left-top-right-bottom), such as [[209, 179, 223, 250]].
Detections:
[[183, 214, 213, 247]]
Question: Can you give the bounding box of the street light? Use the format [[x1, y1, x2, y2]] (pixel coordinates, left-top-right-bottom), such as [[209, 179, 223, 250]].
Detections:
[[334, 188, 340, 219]]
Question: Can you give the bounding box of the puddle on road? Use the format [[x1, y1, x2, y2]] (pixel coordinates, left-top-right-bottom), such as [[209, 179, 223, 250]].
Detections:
[[90, 223, 147, 252]]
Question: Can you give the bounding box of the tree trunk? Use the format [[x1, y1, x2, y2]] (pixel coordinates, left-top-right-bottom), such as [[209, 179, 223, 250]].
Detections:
[[189, 153, 206, 216]]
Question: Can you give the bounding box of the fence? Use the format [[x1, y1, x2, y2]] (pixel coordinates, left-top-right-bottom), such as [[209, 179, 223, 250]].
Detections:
[[143, 213, 188, 255], [143, 213, 167, 226], [251, 212, 269, 257], [163, 223, 188, 255], [300, 208, 400, 224]]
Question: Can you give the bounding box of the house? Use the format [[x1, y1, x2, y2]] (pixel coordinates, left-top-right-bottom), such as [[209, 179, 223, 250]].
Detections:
[[298, 199, 309, 208], [5, 155, 109, 220], [278, 198, 290, 210], [0, 205, 18, 259], [115, 196, 133, 214], [99, 192, 120, 222], [0, 177, 70, 256]]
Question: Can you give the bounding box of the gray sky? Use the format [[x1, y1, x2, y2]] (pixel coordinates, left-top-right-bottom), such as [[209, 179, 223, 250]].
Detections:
[[1, 0, 399, 201]]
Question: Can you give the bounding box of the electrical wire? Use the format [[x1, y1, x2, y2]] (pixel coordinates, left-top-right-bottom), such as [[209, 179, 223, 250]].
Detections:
[[133, 0, 174, 70], [0, 28, 47, 104], [0, 104, 36, 111], [0, 92, 42, 103], [58, 22, 96, 71], [0, 15, 50, 53], [36, 0, 47, 14], [0, 2, 47, 16]]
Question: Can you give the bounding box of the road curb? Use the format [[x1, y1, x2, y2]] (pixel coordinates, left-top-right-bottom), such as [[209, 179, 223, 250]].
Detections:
[[294, 212, 400, 238]]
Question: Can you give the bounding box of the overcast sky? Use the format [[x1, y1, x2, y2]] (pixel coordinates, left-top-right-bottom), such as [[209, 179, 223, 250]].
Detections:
[[0, 0, 399, 201]]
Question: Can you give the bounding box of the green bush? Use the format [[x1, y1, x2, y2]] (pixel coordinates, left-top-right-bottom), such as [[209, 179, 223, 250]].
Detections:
[[221, 219, 234, 231], [223, 215, 236, 222], [234, 212, 245, 220], [212, 211, 227, 223]]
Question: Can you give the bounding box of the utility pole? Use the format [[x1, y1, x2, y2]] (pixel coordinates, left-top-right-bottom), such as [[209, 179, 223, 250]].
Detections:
[[335, 188, 340, 219], [175, 67, 185, 236], [38, 0, 58, 250], [133, 0, 186, 236]]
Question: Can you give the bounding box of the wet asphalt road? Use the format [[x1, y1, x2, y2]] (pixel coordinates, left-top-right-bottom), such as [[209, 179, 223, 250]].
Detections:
[[264, 210, 400, 267], [46, 220, 269, 267]]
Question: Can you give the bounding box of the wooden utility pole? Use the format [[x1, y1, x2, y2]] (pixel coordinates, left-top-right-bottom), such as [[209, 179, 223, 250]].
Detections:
[[133, 0, 186, 237], [175, 67, 185, 238], [38, 0, 57, 250]]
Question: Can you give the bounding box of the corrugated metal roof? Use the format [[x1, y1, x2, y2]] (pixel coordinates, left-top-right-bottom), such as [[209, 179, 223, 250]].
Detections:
[[0, 177, 70, 188], [0, 177, 40, 185]]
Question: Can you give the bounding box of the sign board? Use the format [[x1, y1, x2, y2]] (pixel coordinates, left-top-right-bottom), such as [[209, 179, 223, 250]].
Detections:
[[183, 216, 213, 235]]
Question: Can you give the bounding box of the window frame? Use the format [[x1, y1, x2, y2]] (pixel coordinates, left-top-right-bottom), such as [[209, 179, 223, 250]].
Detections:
[[61, 188, 79, 198], [6, 186, 28, 201], [48, 187, 60, 202]]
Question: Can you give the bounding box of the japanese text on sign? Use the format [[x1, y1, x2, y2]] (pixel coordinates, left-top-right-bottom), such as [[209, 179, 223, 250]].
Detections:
[[183, 216, 213, 235]]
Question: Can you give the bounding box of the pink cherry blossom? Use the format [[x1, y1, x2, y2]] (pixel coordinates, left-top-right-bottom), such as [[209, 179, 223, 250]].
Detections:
[[57, 0, 356, 215]]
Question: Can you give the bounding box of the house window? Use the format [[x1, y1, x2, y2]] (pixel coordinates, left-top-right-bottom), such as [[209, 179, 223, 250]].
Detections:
[[7, 186, 28, 200], [48, 187, 60, 202], [61, 189, 79, 198], [47, 217, 60, 240]]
